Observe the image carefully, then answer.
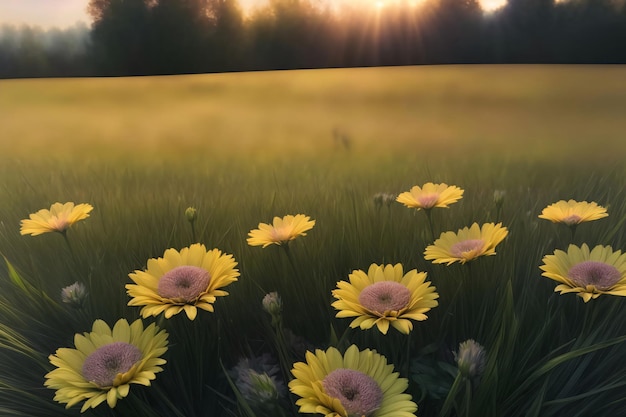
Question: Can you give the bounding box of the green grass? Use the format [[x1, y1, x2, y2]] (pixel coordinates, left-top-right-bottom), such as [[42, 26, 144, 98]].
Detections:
[[1, 65, 626, 417]]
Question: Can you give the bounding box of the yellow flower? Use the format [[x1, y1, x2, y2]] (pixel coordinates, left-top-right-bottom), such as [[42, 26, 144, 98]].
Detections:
[[331, 263, 438, 335], [396, 182, 464, 210], [289, 345, 417, 417], [44, 318, 168, 413], [20, 202, 93, 236], [540, 244, 626, 303], [247, 214, 315, 248], [538, 200, 608, 226], [424, 222, 509, 265], [126, 243, 239, 320]]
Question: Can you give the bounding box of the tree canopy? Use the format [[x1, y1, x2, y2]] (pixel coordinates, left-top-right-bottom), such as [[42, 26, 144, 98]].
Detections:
[[1, 0, 626, 78]]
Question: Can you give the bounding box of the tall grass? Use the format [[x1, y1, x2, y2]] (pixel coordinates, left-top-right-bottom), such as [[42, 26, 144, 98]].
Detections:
[[1, 65, 626, 416]]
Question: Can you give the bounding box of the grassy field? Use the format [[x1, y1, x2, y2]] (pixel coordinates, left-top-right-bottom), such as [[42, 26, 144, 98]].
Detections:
[[1, 65, 626, 417]]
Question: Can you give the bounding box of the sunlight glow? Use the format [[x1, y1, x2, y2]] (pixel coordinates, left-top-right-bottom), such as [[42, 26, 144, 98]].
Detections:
[[478, 0, 508, 13], [327, 0, 429, 13]]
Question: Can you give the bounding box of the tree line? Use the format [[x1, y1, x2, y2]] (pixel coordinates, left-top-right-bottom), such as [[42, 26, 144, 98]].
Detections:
[[1, 0, 625, 78]]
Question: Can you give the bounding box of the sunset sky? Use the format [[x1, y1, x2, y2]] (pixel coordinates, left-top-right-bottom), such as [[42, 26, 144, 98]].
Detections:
[[0, 0, 511, 29]]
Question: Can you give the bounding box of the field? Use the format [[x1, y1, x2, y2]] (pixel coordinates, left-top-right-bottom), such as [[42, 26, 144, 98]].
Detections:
[[1, 65, 626, 417]]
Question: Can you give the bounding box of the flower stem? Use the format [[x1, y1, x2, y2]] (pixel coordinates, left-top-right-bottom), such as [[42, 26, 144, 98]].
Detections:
[[61, 230, 75, 259], [281, 244, 298, 274], [60, 230, 82, 280], [405, 331, 412, 377], [440, 372, 463, 417], [424, 209, 435, 242], [190, 222, 197, 243], [464, 378, 473, 417], [271, 316, 294, 408]]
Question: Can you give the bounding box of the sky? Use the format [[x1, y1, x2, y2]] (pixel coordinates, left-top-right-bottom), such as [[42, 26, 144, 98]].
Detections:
[[0, 0, 266, 28], [0, 0, 511, 29], [0, 0, 91, 28]]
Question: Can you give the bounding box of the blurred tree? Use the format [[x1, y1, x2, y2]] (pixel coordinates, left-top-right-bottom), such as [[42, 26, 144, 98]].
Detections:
[[497, 0, 557, 62], [205, 0, 246, 72], [247, 0, 333, 70], [556, 0, 626, 63], [88, 0, 152, 75], [424, 0, 484, 63], [0, 25, 20, 77], [3, 0, 626, 78], [145, 0, 211, 74]]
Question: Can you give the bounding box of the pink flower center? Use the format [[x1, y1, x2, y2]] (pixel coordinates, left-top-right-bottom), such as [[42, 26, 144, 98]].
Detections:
[[322, 368, 382, 416], [417, 193, 440, 209], [158, 265, 211, 302], [568, 261, 622, 290], [50, 217, 70, 232], [450, 239, 485, 259], [82, 342, 142, 387], [358, 281, 411, 314], [562, 214, 582, 225], [271, 226, 292, 242]]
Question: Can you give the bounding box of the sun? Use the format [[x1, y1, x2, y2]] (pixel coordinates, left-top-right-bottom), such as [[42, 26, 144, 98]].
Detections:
[[324, 0, 429, 12], [478, 0, 508, 13], [371, 0, 429, 9], [330, 0, 505, 13]]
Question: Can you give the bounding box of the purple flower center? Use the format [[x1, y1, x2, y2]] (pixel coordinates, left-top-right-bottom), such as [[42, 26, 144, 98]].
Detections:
[[417, 193, 440, 209], [359, 281, 410, 314], [322, 368, 382, 416], [82, 342, 142, 387], [562, 214, 582, 225], [451, 239, 485, 259], [158, 265, 211, 302], [568, 261, 622, 290]]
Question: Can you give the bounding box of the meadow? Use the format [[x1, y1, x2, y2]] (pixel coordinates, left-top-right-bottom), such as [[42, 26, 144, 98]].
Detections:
[[1, 65, 626, 417]]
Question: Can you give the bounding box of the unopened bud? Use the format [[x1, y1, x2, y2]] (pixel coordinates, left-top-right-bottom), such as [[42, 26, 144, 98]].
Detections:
[[262, 292, 281, 315], [373, 193, 396, 209], [185, 207, 197, 223], [455, 339, 487, 381], [262, 292, 282, 325], [61, 282, 88, 308], [493, 190, 506, 209]]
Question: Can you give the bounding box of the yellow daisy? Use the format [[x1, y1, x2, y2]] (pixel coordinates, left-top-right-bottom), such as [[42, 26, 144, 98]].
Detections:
[[247, 214, 315, 248], [540, 244, 626, 303], [289, 344, 417, 417], [424, 222, 509, 265], [538, 200, 608, 225], [20, 202, 93, 236], [396, 182, 464, 210], [44, 318, 168, 413], [126, 243, 239, 320], [331, 263, 438, 335]]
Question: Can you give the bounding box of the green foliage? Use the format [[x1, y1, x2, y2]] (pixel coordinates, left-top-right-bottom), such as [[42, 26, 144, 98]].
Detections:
[[410, 344, 457, 402], [1, 66, 626, 416]]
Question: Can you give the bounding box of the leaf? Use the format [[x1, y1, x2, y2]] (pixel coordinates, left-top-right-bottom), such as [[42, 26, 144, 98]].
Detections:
[[3, 257, 30, 293], [219, 359, 258, 417]]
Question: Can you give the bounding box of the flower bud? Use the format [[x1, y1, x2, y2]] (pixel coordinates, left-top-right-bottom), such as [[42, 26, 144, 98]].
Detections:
[[248, 371, 280, 403], [231, 354, 285, 408], [185, 207, 197, 223], [455, 339, 486, 381], [493, 190, 506, 209], [373, 193, 396, 209], [61, 282, 88, 308], [262, 292, 283, 327]]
